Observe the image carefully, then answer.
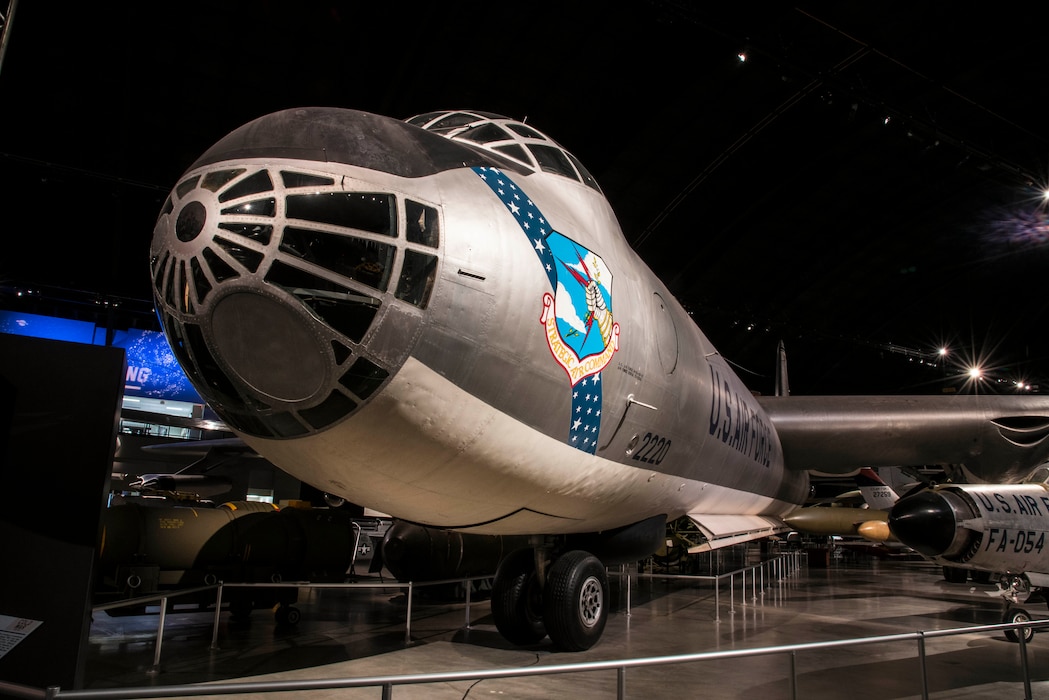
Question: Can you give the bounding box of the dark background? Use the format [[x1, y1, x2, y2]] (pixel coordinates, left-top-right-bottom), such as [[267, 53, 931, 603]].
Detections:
[[0, 334, 124, 689], [2, 1, 1047, 396]]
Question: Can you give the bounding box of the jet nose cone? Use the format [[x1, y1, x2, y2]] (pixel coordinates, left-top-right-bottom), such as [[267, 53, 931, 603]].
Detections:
[[888, 491, 957, 557]]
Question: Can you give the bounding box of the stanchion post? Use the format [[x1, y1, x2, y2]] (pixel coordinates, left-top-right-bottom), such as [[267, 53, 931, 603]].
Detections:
[[789, 650, 798, 700], [715, 575, 721, 623], [730, 573, 736, 614], [149, 596, 168, 675], [625, 564, 632, 617], [1018, 625, 1032, 700], [210, 583, 224, 650], [405, 582, 413, 645], [916, 631, 929, 700], [465, 580, 473, 629]]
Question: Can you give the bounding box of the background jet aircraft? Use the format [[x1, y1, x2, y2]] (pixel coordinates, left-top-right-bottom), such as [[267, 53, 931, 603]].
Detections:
[[888, 469, 1049, 642], [149, 107, 1049, 651], [783, 467, 903, 543]]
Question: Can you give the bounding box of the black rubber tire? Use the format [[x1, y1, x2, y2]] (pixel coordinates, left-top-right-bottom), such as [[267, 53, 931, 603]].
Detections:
[[491, 548, 547, 645], [543, 550, 608, 652], [1004, 608, 1034, 643], [275, 605, 301, 626]]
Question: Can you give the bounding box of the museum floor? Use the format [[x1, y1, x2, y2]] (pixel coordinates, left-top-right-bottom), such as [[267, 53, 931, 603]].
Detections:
[[81, 551, 1049, 699]]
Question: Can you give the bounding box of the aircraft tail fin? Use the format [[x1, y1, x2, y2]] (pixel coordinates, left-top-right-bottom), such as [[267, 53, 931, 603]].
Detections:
[[855, 467, 900, 510]]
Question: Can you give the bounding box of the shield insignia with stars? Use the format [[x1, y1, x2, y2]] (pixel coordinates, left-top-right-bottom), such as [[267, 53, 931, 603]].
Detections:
[[540, 232, 620, 386]]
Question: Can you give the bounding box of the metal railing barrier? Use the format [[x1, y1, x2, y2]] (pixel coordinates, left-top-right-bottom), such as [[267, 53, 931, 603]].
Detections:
[[2, 619, 1046, 700], [5, 551, 1044, 699]]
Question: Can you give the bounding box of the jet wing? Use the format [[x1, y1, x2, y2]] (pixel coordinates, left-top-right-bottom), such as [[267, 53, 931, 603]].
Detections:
[[139, 436, 255, 458], [757, 394, 1049, 483]]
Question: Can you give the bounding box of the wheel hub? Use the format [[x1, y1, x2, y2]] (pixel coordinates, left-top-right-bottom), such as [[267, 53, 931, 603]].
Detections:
[[579, 575, 603, 628]]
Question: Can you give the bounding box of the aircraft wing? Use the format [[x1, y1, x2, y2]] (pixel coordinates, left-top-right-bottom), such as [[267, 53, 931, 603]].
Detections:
[[758, 394, 1049, 483], [139, 436, 256, 458]]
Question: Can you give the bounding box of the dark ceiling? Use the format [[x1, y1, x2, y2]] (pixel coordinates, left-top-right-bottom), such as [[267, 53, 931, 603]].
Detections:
[[2, 1, 1047, 396]]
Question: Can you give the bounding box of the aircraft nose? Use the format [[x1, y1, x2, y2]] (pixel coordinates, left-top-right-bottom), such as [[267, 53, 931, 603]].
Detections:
[[150, 163, 441, 438], [888, 491, 957, 557], [148, 108, 465, 440]]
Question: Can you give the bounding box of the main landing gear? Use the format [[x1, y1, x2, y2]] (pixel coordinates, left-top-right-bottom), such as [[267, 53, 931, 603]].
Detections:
[[491, 547, 608, 652], [994, 574, 1043, 644]]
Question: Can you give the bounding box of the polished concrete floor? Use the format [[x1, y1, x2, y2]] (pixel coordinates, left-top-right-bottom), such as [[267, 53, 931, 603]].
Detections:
[[82, 548, 1049, 699]]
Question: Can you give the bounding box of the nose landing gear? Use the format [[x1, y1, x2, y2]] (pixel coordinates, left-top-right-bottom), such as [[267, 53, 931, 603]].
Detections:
[[1003, 606, 1035, 643], [993, 574, 1042, 643]]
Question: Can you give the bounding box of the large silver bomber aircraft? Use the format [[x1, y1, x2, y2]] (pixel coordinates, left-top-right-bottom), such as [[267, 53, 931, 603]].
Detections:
[[149, 108, 1049, 651]]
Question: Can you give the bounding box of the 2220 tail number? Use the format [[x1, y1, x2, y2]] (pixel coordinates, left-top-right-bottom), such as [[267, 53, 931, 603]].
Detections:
[[632, 432, 671, 465]]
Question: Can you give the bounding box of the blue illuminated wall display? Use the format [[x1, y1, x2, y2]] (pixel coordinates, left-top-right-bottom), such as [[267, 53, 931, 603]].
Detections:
[[0, 310, 203, 404]]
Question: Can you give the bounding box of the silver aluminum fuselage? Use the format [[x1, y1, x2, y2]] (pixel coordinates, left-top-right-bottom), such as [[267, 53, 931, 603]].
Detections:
[[149, 108, 808, 535]]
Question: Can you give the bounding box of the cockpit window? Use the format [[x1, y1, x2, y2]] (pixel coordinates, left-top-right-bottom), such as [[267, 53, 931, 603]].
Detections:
[[405, 200, 439, 248], [281, 171, 335, 188], [218, 221, 273, 246], [493, 144, 534, 168], [459, 123, 512, 145], [200, 170, 242, 193], [214, 237, 265, 273], [264, 260, 380, 343], [286, 192, 395, 237], [406, 111, 445, 127], [407, 111, 602, 193], [280, 227, 395, 292], [201, 247, 239, 283], [428, 112, 483, 133], [221, 198, 276, 217], [506, 123, 546, 140], [176, 175, 201, 198], [396, 250, 437, 309], [218, 171, 273, 202], [567, 152, 601, 192], [528, 144, 577, 180]]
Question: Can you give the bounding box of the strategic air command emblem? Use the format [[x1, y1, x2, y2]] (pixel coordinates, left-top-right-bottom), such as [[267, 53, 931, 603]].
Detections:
[[473, 166, 620, 454]]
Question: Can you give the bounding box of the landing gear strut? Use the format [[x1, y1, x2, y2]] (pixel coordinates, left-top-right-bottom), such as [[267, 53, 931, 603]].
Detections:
[[995, 574, 1042, 643], [491, 547, 609, 651]]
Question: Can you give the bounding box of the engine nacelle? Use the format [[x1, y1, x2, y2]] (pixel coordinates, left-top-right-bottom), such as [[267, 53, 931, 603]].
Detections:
[[889, 483, 1049, 573]]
